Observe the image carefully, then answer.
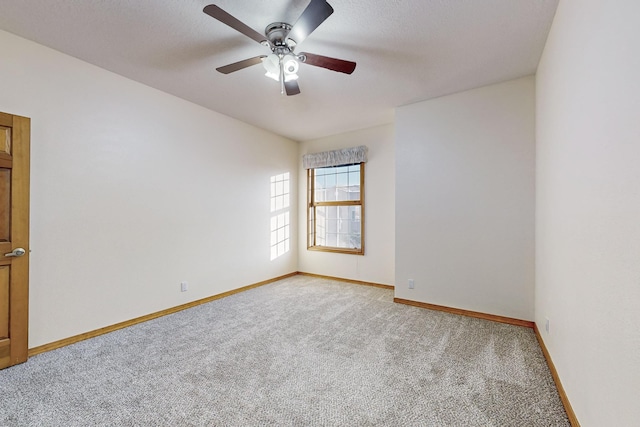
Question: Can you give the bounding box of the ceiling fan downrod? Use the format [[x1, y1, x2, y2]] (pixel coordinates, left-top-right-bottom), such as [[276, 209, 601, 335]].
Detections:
[[279, 57, 285, 95]]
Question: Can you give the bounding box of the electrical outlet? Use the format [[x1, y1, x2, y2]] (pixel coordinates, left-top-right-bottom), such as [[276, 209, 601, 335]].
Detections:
[[545, 318, 550, 333], [181, 281, 188, 292], [408, 279, 414, 289]]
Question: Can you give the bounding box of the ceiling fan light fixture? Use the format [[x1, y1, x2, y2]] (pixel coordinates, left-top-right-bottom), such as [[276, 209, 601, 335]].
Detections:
[[263, 53, 299, 82], [283, 54, 299, 75], [262, 54, 281, 81], [265, 71, 280, 81]]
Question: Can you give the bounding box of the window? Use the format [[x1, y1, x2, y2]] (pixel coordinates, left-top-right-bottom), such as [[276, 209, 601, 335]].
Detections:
[[307, 163, 364, 255], [270, 172, 290, 260]]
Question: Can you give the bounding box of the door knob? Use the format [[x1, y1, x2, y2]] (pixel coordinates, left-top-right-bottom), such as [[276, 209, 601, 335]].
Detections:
[[4, 248, 26, 257]]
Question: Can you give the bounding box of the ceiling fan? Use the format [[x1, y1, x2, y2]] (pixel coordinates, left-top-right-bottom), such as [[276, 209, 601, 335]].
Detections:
[[203, 0, 356, 96]]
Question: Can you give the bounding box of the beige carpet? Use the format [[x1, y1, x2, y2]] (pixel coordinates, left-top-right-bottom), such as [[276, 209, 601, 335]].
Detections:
[[0, 275, 569, 426]]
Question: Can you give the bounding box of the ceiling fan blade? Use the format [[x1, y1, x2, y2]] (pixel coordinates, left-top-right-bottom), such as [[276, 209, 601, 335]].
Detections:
[[285, 80, 301, 96], [300, 52, 356, 74], [203, 5, 268, 45], [216, 56, 266, 74], [287, 0, 334, 46]]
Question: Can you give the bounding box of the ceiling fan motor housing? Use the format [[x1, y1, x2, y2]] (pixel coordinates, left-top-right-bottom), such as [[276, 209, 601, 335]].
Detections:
[[265, 22, 295, 49]]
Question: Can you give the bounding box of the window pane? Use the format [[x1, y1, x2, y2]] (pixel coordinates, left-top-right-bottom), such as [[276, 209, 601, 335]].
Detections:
[[349, 171, 359, 186], [327, 219, 337, 234], [326, 233, 337, 247], [326, 173, 336, 188], [314, 205, 361, 249], [337, 172, 348, 187], [314, 164, 360, 202], [327, 205, 335, 218]]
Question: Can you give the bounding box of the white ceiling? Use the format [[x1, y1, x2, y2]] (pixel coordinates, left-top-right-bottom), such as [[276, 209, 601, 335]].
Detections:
[[0, 0, 558, 141]]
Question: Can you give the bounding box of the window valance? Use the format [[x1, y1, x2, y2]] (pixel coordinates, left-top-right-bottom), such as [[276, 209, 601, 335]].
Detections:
[[302, 145, 368, 169]]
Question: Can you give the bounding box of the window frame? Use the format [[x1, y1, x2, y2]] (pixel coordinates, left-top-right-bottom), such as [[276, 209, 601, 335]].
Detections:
[[307, 162, 365, 255]]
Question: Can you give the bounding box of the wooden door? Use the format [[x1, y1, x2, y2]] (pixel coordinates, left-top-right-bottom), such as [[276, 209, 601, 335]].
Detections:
[[0, 111, 30, 369]]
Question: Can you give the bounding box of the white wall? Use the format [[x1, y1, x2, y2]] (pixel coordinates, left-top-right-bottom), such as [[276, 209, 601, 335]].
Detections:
[[0, 30, 298, 348], [298, 125, 395, 285], [395, 77, 535, 321], [535, 0, 640, 425]]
